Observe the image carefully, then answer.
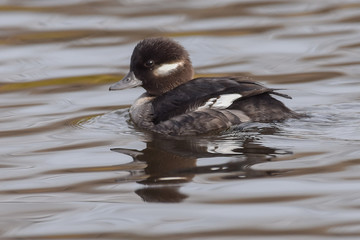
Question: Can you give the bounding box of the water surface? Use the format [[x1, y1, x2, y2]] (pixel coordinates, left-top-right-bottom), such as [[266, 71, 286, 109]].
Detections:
[[1, 0, 360, 239]]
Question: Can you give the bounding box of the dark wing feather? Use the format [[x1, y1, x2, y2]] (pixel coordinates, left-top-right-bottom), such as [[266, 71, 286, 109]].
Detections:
[[152, 77, 284, 124]]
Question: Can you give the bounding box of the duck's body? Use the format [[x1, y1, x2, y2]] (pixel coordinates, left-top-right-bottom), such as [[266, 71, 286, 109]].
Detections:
[[110, 37, 299, 136]]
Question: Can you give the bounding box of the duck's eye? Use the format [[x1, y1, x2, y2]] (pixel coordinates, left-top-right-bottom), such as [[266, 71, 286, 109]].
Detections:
[[144, 60, 154, 68]]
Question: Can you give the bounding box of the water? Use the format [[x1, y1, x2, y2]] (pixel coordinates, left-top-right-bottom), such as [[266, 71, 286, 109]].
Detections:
[[1, 0, 360, 239]]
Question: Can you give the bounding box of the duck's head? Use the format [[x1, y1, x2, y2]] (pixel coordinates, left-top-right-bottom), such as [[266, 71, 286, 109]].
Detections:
[[109, 37, 194, 96]]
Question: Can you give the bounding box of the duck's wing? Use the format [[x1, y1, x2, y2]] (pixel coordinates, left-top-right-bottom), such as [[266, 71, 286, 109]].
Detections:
[[152, 77, 290, 124]]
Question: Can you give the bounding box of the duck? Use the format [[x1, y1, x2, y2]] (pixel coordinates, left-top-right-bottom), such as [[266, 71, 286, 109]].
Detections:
[[109, 37, 299, 136]]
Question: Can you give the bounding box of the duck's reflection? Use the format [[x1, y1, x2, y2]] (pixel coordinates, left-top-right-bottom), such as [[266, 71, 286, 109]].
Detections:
[[111, 126, 291, 203]]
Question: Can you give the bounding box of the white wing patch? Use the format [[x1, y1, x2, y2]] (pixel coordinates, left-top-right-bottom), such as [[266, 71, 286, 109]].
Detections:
[[198, 93, 242, 110], [154, 61, 184, 76]]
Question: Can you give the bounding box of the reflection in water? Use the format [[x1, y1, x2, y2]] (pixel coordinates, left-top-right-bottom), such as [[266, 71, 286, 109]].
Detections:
[[111, 125, 290, 203]]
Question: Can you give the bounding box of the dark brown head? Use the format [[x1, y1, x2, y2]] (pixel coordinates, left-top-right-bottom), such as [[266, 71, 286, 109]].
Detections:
[[110, 37, 194, 96]]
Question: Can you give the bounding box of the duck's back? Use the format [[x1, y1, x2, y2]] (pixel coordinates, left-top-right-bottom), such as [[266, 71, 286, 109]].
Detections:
[[142, 77, 299, 135]]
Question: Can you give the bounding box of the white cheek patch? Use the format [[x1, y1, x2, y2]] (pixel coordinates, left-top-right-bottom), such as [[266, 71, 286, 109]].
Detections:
[[198, 93, 242, 110], [154, 61, 184, 76]]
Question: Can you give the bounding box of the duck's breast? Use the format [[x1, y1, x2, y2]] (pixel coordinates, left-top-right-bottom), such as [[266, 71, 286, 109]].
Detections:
[[129, 93, 155, 129]]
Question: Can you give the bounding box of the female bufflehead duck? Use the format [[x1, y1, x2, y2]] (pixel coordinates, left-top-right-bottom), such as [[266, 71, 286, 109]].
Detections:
[[110, 37, 299, 135]]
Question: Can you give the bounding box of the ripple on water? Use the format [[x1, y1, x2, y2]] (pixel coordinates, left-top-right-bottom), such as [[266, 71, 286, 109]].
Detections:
[[73, 109, 127, 129]]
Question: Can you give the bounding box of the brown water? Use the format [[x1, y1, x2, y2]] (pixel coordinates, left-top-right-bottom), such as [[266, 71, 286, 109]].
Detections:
[[1, 0, 360, 239]]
